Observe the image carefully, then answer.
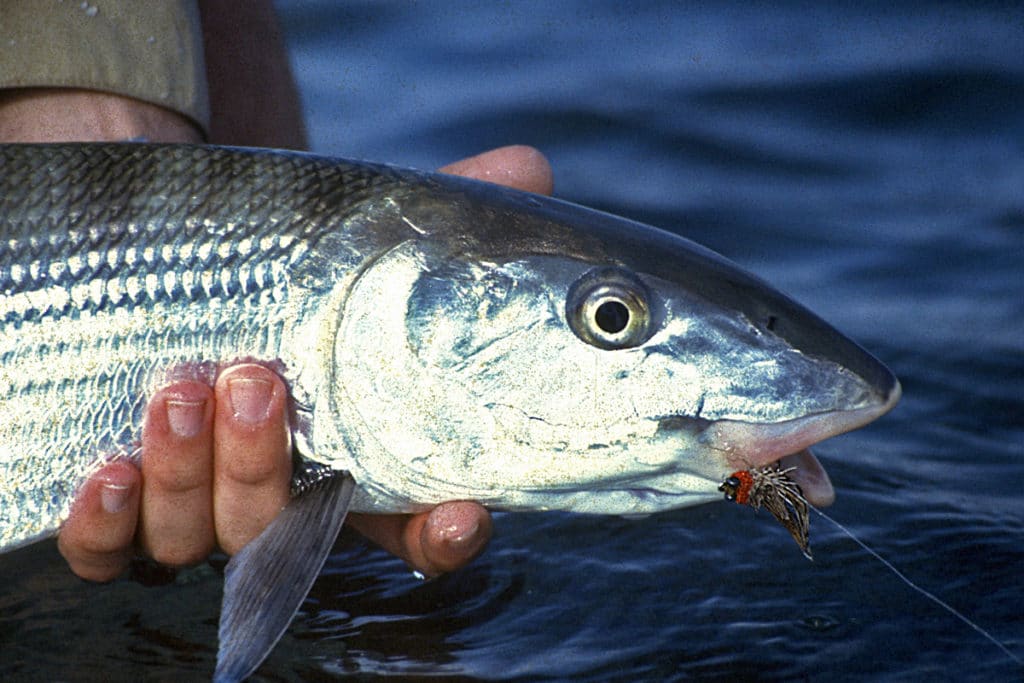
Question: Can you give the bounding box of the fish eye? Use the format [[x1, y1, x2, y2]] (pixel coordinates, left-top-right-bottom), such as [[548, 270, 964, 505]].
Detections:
[[566, 267, 653, 349]]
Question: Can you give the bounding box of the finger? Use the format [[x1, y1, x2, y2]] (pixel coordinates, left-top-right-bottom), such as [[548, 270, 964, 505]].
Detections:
[[136, 379, 216, 566], [440, 145, 554, 196], [58, 461, 141, 582], [347, 501, 492, 577], [213, 364, 292, 555]]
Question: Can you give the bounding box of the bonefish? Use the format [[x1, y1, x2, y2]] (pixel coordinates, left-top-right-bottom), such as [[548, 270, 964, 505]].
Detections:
[[0, 144, 899, 680]]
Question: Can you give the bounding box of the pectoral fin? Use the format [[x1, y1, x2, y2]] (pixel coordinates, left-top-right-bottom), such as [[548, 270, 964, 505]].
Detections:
[[214, 471, 356, 683]]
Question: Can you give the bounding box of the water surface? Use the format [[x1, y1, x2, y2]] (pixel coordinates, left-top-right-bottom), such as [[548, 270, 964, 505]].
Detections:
[[2, 2, 1022, 680]]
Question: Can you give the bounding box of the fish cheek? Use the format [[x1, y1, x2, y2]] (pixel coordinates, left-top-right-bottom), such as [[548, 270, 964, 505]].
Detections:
[[405, 261, 552, 369]]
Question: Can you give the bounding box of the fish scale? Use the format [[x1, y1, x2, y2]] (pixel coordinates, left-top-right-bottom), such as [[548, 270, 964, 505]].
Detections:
[[0, 144, 409, 550]]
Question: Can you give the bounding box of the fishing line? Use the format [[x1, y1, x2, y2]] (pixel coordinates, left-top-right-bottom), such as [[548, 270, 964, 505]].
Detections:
[[803, 498, 1023, 668], [721, 465, 1021, 668]]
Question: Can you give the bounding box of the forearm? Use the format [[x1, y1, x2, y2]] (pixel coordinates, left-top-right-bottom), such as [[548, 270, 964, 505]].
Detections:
[[0, 89, 202, 143], [0, 0, 305, 148], [0, 0, 208, 141], [198, 0, 308, 149]]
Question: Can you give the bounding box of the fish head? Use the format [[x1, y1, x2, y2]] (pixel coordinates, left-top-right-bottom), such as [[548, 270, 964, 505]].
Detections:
[[320, 174, 900, 514]]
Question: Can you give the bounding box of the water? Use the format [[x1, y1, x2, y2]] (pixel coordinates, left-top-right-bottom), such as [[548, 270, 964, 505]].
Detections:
[[2, 1, 1022, 680]]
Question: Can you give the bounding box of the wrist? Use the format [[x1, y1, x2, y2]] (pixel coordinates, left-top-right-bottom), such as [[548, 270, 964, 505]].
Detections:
[[0, 88, 203, 143]]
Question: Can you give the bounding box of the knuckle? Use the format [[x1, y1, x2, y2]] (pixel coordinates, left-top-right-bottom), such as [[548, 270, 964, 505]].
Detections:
[[142, 447, 211, 493], [148, 545, 209, 569], [59, 538, 129, 582], [65, 530, 127, 558], [220, 450, 288, 486], [71, 561, 124, 583], [142, 530, 214, 568]]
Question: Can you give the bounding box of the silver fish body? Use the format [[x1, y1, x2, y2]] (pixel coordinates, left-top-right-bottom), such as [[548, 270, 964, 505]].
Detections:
[[0, 143, 899, 552], [1, 144, 405, 549]]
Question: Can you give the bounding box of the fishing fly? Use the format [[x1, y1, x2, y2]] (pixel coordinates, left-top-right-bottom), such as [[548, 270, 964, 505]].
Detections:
[[719, 464, 811, 559], [719, 465, 1023, 669]]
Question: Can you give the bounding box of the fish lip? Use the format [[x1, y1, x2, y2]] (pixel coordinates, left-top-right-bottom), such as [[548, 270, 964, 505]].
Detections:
[[711, 380, 901, 507], [778, 449, 834, 507], [711, 379, 900, 471]]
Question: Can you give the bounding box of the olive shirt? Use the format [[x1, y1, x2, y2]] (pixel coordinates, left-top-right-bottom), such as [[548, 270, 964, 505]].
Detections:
[[0, 0, 210, 135]]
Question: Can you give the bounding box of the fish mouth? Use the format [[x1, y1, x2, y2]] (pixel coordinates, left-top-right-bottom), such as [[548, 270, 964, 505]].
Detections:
[[709, 381, 902, 507], [775, 449, 833, 507]]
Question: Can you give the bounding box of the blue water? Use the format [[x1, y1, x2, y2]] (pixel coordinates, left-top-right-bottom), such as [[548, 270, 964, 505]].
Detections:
[[2, 1, 1022, 680]]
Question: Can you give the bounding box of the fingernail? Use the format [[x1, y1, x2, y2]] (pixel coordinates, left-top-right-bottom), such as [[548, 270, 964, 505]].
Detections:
[[431, 506, 481, 549], [227, 376, 273, 424], [100, 482, 132, 514], [166, 399, 205, 438]]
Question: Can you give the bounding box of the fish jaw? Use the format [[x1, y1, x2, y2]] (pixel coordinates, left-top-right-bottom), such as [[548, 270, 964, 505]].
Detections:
[[778, 449, 833, 507], [707, 379, 901, 506]]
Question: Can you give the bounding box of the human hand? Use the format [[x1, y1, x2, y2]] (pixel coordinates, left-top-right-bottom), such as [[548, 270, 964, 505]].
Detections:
[[58, 145, 554, 581]]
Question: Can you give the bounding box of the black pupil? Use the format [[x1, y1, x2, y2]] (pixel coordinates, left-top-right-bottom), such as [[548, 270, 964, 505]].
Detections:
[[595, 300, 630, 334]]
